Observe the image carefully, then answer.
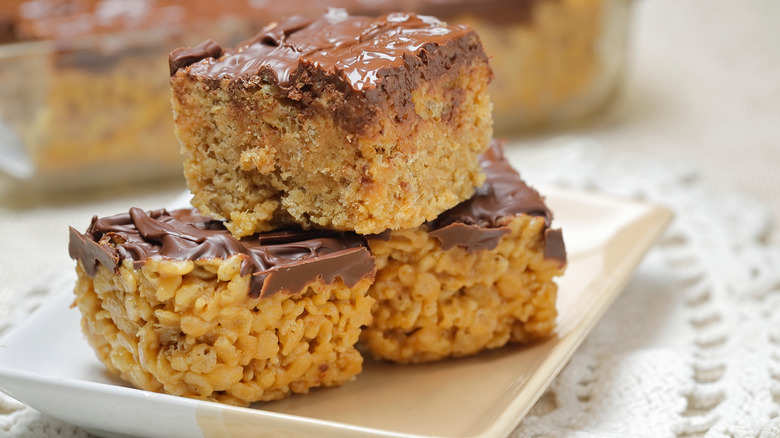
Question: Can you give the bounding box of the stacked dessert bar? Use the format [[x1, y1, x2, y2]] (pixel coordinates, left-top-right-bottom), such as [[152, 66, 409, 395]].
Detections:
[[168, 10, 492, 236], [69, 9, 566, 406]]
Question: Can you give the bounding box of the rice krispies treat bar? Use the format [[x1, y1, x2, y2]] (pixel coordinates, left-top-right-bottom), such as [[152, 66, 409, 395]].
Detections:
[[361, 140, 566, 364], [68, 208, 376, 406], [169, 9, 493, 237]]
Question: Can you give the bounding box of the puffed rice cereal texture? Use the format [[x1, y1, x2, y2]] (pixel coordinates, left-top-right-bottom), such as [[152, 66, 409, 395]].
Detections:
[[73, 255, 375, 406], [362, 214, 563, 364]]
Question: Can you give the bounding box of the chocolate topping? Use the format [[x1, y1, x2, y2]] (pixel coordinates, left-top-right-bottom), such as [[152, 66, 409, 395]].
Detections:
[[433, 140, 552, 230], [428, 139, 566, 265], [68, 208, 375, 298], [169, 39, 224, 76], [173, 9, 480, 90], [543, 228, 566, 265], [169, 9, 488, 135], [427, 223, 509, 252]]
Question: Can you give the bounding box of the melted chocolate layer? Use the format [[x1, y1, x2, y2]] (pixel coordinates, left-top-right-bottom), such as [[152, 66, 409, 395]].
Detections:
[[427, 223, 509, 252], [69, 208, 375, 298], [428, 139, 566, 265], [169, 39, 224, 76], [171, 9, 480, 91]]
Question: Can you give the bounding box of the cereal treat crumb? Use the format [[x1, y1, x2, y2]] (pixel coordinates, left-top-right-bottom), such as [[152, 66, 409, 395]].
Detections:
[[69, 208, 375, 405], [170, 10, 493, 236], [361, 140, 566, 363]]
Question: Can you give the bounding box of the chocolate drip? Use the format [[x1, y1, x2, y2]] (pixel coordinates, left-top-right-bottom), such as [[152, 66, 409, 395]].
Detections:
[[428, 139, 566, 265], [69, 208, 375, 298]]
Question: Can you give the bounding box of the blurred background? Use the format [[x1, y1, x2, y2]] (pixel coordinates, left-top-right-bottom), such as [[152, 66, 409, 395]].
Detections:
[[0, 0, 778, 319]]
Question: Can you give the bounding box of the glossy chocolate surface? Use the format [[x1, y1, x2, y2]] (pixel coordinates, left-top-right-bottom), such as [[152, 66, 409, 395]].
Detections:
[[169, 39, 224, 76], [427, 223, 510, 252], [173, 9, 479, 91], [428, 140, 566, 264], [433, 140, 552, 230], [69, 208, 375, 298]]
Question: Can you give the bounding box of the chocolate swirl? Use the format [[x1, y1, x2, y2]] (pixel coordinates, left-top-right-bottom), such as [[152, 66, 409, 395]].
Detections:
[[428, 139, 566, 265], [69, 208, 375, 298]]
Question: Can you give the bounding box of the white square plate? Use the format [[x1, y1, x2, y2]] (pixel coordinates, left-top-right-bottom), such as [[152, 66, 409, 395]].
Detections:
[[0, 186, 672, 438]]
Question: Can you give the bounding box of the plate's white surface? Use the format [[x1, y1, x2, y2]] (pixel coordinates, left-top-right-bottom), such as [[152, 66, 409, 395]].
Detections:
[[0, 187, 672, 438]]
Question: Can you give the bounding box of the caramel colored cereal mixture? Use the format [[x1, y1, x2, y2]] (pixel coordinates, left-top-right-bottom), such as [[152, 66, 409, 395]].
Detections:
[[363, 215, 562, 364], [73, 256, 375, 405]]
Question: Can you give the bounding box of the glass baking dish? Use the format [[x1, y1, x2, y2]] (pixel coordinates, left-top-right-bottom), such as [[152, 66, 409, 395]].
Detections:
[[0, 0, 278, 192], [385, 0, 633, 133], [0, 16, 260, 191], [0, 1, 363, 191]]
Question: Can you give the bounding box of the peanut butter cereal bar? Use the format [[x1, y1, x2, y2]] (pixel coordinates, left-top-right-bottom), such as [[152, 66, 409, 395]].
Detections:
[[169, 9, 493, 236], [68, 208, 375, 406], [361, 140, 566, 363]]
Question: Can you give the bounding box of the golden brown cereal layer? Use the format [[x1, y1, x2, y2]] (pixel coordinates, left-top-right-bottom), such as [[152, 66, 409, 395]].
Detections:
[[362, 214, 563, 364], [73, 255, 375, 405]]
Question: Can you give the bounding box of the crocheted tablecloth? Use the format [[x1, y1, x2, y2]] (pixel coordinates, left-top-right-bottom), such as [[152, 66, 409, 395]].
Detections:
[[509, 141, 780, 437]]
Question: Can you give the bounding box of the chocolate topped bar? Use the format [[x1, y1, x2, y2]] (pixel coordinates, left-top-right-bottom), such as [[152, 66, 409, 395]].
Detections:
[[427, 140, 566, 264], [69, 205, 378, 406], [362, 140, 565, 364], [170, 9, 493, 236], [69, 208, 375, 298]]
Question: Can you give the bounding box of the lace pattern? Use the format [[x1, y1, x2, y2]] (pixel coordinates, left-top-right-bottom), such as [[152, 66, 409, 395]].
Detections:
[[508, 139, 780, 437]]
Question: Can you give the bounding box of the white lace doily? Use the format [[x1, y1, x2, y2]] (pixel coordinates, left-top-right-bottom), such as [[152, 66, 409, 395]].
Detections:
[[2, 139, 779, 438], [508, 139, 780, 438]]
